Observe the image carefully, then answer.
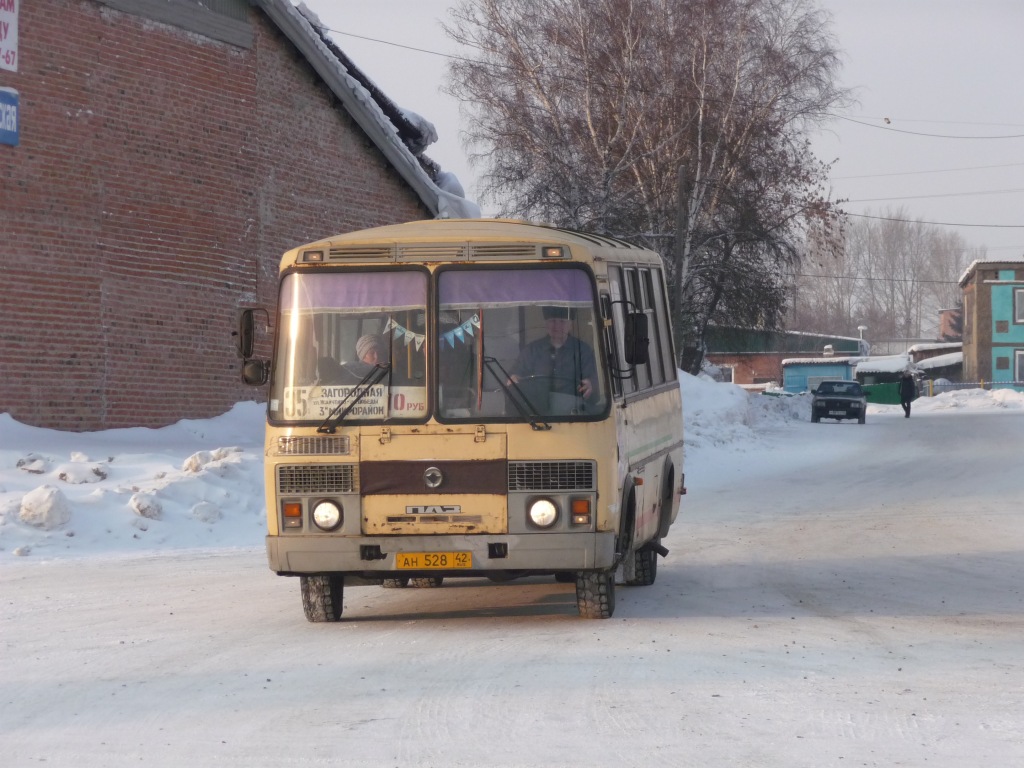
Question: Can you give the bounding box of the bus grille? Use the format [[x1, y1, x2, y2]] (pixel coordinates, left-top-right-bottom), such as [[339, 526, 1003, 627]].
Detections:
[[508, 461, 595, 492], [277, 464, 357, 494], [276, 436, 351, 456]]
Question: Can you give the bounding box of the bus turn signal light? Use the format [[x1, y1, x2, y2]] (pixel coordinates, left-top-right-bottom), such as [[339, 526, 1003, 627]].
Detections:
[[283, 502, 303, 528], [571, 499, 591, 525]]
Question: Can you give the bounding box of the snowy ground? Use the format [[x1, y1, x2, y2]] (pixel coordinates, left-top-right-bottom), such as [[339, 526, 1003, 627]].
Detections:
[[2, 377, 1024, 766]]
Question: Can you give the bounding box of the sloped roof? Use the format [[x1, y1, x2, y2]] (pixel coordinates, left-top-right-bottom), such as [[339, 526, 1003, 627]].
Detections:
[[958, 256, 1024, 287], [256, 0, 479, 219], [854, 354, 917, 375], [908, 342, 962, 353], [918, 352, 963, 369]]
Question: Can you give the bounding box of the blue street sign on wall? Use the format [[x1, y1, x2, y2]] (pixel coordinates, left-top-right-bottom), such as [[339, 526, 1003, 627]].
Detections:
[[0, 87, 18, 146]]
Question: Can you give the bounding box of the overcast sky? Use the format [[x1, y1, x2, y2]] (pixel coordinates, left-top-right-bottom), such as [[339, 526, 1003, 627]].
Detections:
[[301, 1, 1024, 258]]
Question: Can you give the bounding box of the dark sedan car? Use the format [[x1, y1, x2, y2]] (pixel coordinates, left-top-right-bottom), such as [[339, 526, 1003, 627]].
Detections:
[[811, 379, 867, 424]]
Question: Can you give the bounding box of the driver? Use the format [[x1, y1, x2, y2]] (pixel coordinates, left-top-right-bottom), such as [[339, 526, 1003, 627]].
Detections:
[[508, 306, 596, 399]]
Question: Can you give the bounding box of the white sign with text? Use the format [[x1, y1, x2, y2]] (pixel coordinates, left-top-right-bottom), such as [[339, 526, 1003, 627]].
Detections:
[[0, 0, 18, 73]]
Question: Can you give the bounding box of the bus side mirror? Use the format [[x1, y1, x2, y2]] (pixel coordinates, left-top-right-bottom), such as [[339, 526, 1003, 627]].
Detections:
[[241, 359, 270, 386], [624, 312, 649, 366], [235, 309, 256, 358], [235, 308, 271, 386]]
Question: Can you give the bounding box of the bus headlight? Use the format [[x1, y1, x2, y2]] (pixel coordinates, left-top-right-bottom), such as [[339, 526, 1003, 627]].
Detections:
[[528, 499, 559, 528], [312, 500, 342, 531]]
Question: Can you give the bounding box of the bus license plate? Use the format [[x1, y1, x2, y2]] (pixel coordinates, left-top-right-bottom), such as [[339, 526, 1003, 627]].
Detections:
[[396, 551, 472, 569]]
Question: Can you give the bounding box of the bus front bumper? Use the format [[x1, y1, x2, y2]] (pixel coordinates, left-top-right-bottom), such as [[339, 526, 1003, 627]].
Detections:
[[266, 532, 616, 577]]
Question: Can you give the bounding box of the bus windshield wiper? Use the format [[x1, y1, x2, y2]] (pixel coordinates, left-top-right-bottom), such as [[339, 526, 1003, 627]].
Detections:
[[317, 363, 391, 434], [482, 357, 551, 431]]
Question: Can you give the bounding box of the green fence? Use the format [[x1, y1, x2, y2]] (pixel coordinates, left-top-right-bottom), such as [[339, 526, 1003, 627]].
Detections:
[[861, 382, 902, 405]]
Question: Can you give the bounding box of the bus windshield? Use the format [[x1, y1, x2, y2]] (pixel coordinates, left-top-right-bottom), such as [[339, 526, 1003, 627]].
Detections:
[[437, 265, 608, 421], [269, 269, 428, 423]]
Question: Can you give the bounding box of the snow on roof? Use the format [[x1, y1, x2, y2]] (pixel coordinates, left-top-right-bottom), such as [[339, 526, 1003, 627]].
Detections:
[[257, 1, 480, 220], [908, 342, 962, 353], [781, 357, 860, 366], [854, 354, 916, 374], [958, 256, 1024, 286], [917, 351, 963, 369]]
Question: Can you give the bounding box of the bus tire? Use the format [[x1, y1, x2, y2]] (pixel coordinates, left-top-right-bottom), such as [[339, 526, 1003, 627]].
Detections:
[[409, 577, 444, 588], [575, 570, 616, 619], [622, 541, 658, 586], [300, 574, 344, 622], [382, 577, 409, 588]]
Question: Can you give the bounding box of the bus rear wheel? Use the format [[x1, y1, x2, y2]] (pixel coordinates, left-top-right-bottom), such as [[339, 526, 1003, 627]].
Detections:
[[622, 542, 658, 586], [575, 570, 615, 619], [300, 574, 344, 622], [382, 577, 410, 588]]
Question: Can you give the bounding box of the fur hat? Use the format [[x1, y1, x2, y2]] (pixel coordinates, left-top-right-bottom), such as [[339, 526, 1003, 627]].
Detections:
[[356, 334, 381, 360]]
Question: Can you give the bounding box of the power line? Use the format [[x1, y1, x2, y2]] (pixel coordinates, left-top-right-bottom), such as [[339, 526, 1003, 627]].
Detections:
[[329, 29, 478, 61], [841, 211, 1024, 230], [787, 272, 959, 286], [847, 188, 1024, 204], [833, 161, 1024, 180], [837, 115, 1024, 139]]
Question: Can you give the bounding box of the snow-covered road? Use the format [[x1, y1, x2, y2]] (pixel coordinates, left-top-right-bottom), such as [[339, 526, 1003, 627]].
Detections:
[[3, 407, 1023, 766]]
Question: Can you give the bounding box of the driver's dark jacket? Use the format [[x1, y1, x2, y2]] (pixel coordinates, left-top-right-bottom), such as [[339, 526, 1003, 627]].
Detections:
[[510, 335, 597, 395]]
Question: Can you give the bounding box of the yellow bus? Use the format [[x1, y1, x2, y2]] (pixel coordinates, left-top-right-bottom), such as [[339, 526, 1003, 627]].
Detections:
[[238, 219, 685, 620]]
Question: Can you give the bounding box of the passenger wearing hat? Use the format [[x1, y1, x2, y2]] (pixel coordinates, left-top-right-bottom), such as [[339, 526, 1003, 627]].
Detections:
[[508, 305, 597, 400], [315, 334, 385, 385], [329, 333, 384, 384], [356, 334, 381, 366]]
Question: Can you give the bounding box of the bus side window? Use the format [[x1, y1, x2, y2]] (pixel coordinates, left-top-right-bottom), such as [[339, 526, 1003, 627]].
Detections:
[[624, 268, 652, 391], [600, 293, 622, 398], [607, 266, 637, 395], [648, 268, 677, 381], [640, 269, 665, 386]]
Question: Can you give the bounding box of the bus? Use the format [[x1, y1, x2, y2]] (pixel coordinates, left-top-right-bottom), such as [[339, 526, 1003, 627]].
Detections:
[[237, 219, 685, 620]]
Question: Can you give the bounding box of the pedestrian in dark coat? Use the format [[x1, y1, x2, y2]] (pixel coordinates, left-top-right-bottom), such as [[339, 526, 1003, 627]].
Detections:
[[899, 371, 917, 418]]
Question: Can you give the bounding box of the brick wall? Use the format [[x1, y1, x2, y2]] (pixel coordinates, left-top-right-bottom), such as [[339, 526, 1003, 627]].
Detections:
[[0, 0, 430, 430]]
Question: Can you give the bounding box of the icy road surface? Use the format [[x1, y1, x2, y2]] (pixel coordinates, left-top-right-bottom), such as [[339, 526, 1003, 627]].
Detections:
[[3, 409, 1023, 767]]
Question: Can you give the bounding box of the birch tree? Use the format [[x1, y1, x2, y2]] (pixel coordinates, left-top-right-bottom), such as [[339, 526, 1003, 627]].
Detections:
[[444, 0, 849, 369]]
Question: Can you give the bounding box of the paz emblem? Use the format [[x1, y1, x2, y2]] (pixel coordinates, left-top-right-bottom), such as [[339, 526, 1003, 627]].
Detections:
[[423, 466, 444, 489]]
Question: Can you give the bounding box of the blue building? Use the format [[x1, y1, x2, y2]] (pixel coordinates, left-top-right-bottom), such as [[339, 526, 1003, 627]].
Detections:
[[960, 260, 1024, 389], [781, 357, 858, 393]]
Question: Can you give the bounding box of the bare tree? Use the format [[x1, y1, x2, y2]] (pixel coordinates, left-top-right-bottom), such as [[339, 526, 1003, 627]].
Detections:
[[791, 209, 973, 341], [444, 0, 850, 369]]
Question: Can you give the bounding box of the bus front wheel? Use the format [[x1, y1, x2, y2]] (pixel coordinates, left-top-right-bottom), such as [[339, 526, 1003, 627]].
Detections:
[[575, 570, 615, 619], [300, 574, 344, 622]]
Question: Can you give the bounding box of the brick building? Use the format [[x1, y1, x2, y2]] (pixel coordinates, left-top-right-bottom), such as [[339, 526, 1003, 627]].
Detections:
[[703, 326, 865, 389], [0, 0, 476, 430]]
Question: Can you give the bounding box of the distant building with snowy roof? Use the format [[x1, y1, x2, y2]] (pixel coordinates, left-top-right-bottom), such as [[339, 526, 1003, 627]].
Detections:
[[959, 259, 1024, 389], [704, 326, 865, 389]]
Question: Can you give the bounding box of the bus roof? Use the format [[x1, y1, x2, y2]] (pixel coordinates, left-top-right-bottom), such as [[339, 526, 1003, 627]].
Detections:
[[281, 219, 659, 269]]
